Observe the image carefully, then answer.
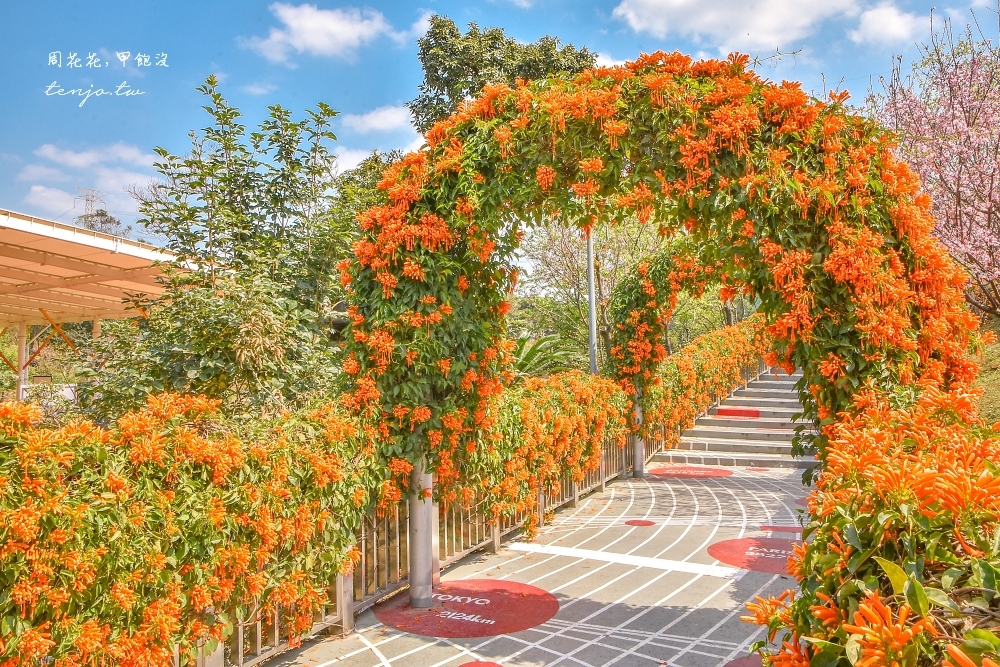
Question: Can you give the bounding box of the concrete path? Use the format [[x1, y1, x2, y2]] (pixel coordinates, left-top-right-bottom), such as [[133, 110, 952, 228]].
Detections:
[[272, 466, 810, 667]]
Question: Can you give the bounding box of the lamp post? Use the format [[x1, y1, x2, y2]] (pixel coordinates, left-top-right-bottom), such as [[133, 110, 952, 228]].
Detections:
[[586, 230, 598, 376]]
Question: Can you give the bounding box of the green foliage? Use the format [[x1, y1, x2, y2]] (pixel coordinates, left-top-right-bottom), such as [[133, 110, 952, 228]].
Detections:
[[511, 335, 577, 377], [516, 216, 667, 369], [75, 209, 132, 237], [408, 15, 596, 132], [79, 274, 335, 422], [84, 79, 394, 420]]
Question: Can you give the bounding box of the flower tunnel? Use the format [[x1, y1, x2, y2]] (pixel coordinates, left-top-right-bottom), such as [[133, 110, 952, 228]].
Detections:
[[342, 50, 998, 663]]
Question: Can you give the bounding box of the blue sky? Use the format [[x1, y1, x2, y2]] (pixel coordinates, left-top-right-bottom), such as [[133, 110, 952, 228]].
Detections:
[[1, 0, 994, 228]]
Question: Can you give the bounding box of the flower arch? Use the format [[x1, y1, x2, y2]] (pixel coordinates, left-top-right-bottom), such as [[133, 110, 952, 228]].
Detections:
[[341, 50, 981, 477], [341, 51, 1000, 663]]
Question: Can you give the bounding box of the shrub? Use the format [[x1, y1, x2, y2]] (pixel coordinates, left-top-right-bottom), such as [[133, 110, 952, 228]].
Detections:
[[0, 396, 383, 665]]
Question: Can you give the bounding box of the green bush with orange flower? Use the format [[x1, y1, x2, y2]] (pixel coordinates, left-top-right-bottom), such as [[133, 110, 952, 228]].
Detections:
[[743, 382, 1000, 667], [640, 314, 770, 445], [0, 396, 384, 666]]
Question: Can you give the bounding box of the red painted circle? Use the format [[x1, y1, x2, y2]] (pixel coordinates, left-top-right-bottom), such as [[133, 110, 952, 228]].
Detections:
[[648, 465, 733, 478], [708, 537, 799, 574], [374, 579, 559, 638], [724, 655, 762, 667], [625, 519, 655, 526], [795, 497, 810, 507]]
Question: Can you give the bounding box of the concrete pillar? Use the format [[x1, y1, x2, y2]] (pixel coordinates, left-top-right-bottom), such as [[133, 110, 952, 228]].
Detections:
[[92, 319, 101, 339], [632, 397, 645, 479], [407, 460, 438, 608], [16, 322, 27, 401]]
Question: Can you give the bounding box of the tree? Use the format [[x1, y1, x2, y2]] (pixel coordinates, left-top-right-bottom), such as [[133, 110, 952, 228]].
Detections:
[[82, 78, 384, 419], [873, 16, 1000, 316], [75, 209, 132, 237], [407, 15, 596, 133]]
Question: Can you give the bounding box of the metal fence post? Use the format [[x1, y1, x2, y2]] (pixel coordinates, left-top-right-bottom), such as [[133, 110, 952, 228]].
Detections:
[[408, 460, 436, 608], [599, 446, 607, 492], [490, 520, 501, 553], [336, 571, 355, 635], [536, 483, 545, 528]]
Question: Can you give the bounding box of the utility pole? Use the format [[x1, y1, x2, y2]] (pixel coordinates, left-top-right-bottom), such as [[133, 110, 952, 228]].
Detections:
[[74, 187, 107, 217]]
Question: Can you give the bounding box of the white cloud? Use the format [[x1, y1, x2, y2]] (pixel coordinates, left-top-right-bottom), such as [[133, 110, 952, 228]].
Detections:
[[23, 185, 76, 215], [341, 105, 413, 133], [93, 167, 153, 193], [596, 52, 627, 67], [246, 3, 397, 63], [242, 82, 277, 95], [17, 164, 69, 182], [849, 4, 924, 45], [335, 148, 376, 172], [34, 142, 154, 169], [612, 0, 859, 52], [508, 0, 533, 7], [404, 133, 425, 153], [409, 11, 433, 38]]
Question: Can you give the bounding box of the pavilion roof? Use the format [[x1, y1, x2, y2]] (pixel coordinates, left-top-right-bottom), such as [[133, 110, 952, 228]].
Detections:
[[0, 208, 174, 325]]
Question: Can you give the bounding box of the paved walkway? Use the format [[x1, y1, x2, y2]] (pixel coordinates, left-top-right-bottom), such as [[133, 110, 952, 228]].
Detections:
[[274, 465, 809, 667]]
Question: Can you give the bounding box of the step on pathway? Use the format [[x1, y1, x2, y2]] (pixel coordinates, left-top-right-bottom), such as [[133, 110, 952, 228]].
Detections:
[[652, 369, 818, 470], [271, 466, 810, 667]]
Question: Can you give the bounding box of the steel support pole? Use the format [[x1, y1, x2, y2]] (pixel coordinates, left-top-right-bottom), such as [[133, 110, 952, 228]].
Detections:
[[16, 322, 27, 401], [586, 229, 598, 376], [632, 396, 645, 478], [407, 460, 438, 608]]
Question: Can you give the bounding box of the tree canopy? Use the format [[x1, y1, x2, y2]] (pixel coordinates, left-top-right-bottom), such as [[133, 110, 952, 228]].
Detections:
[[407, 15, 596, 133]]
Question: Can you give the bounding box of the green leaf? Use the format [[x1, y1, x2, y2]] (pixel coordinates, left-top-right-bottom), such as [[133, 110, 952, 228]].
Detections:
[[904, 578, 929, 618], [924, 587, 961, 614], [845, 636, 863, 665], [941, 567, 965, 591], [874, 557, 908, 595], [965, 629, 1000, 650]]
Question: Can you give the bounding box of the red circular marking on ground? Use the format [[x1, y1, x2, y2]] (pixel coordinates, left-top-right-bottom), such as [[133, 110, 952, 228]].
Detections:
[[648, 465, 733, 478], [724, 655, 762, 667], [708, 537, 799, 574], [374, 579, 559, 638], [625, 519, 655, 526], [795, 497, 810, 507]]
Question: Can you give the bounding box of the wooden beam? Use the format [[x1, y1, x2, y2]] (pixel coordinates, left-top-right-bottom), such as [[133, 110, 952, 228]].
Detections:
[[24, 330, 55, 368], [39, 308, 79, 353]]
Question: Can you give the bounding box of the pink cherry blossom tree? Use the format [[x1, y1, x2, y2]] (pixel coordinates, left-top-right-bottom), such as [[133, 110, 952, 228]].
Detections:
[[873, 15, 1000, 317]]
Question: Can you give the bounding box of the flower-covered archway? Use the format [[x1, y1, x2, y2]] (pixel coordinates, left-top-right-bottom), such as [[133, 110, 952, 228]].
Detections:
[[342, 51, 997, 664], [342, 51, 978, 474]]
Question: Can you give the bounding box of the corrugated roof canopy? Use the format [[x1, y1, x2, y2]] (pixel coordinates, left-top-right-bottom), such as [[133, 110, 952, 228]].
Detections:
[[0, 208, 174, 325]]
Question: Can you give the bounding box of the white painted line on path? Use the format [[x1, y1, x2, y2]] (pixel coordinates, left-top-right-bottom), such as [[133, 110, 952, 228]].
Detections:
[[506, 542, 743, 579]]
